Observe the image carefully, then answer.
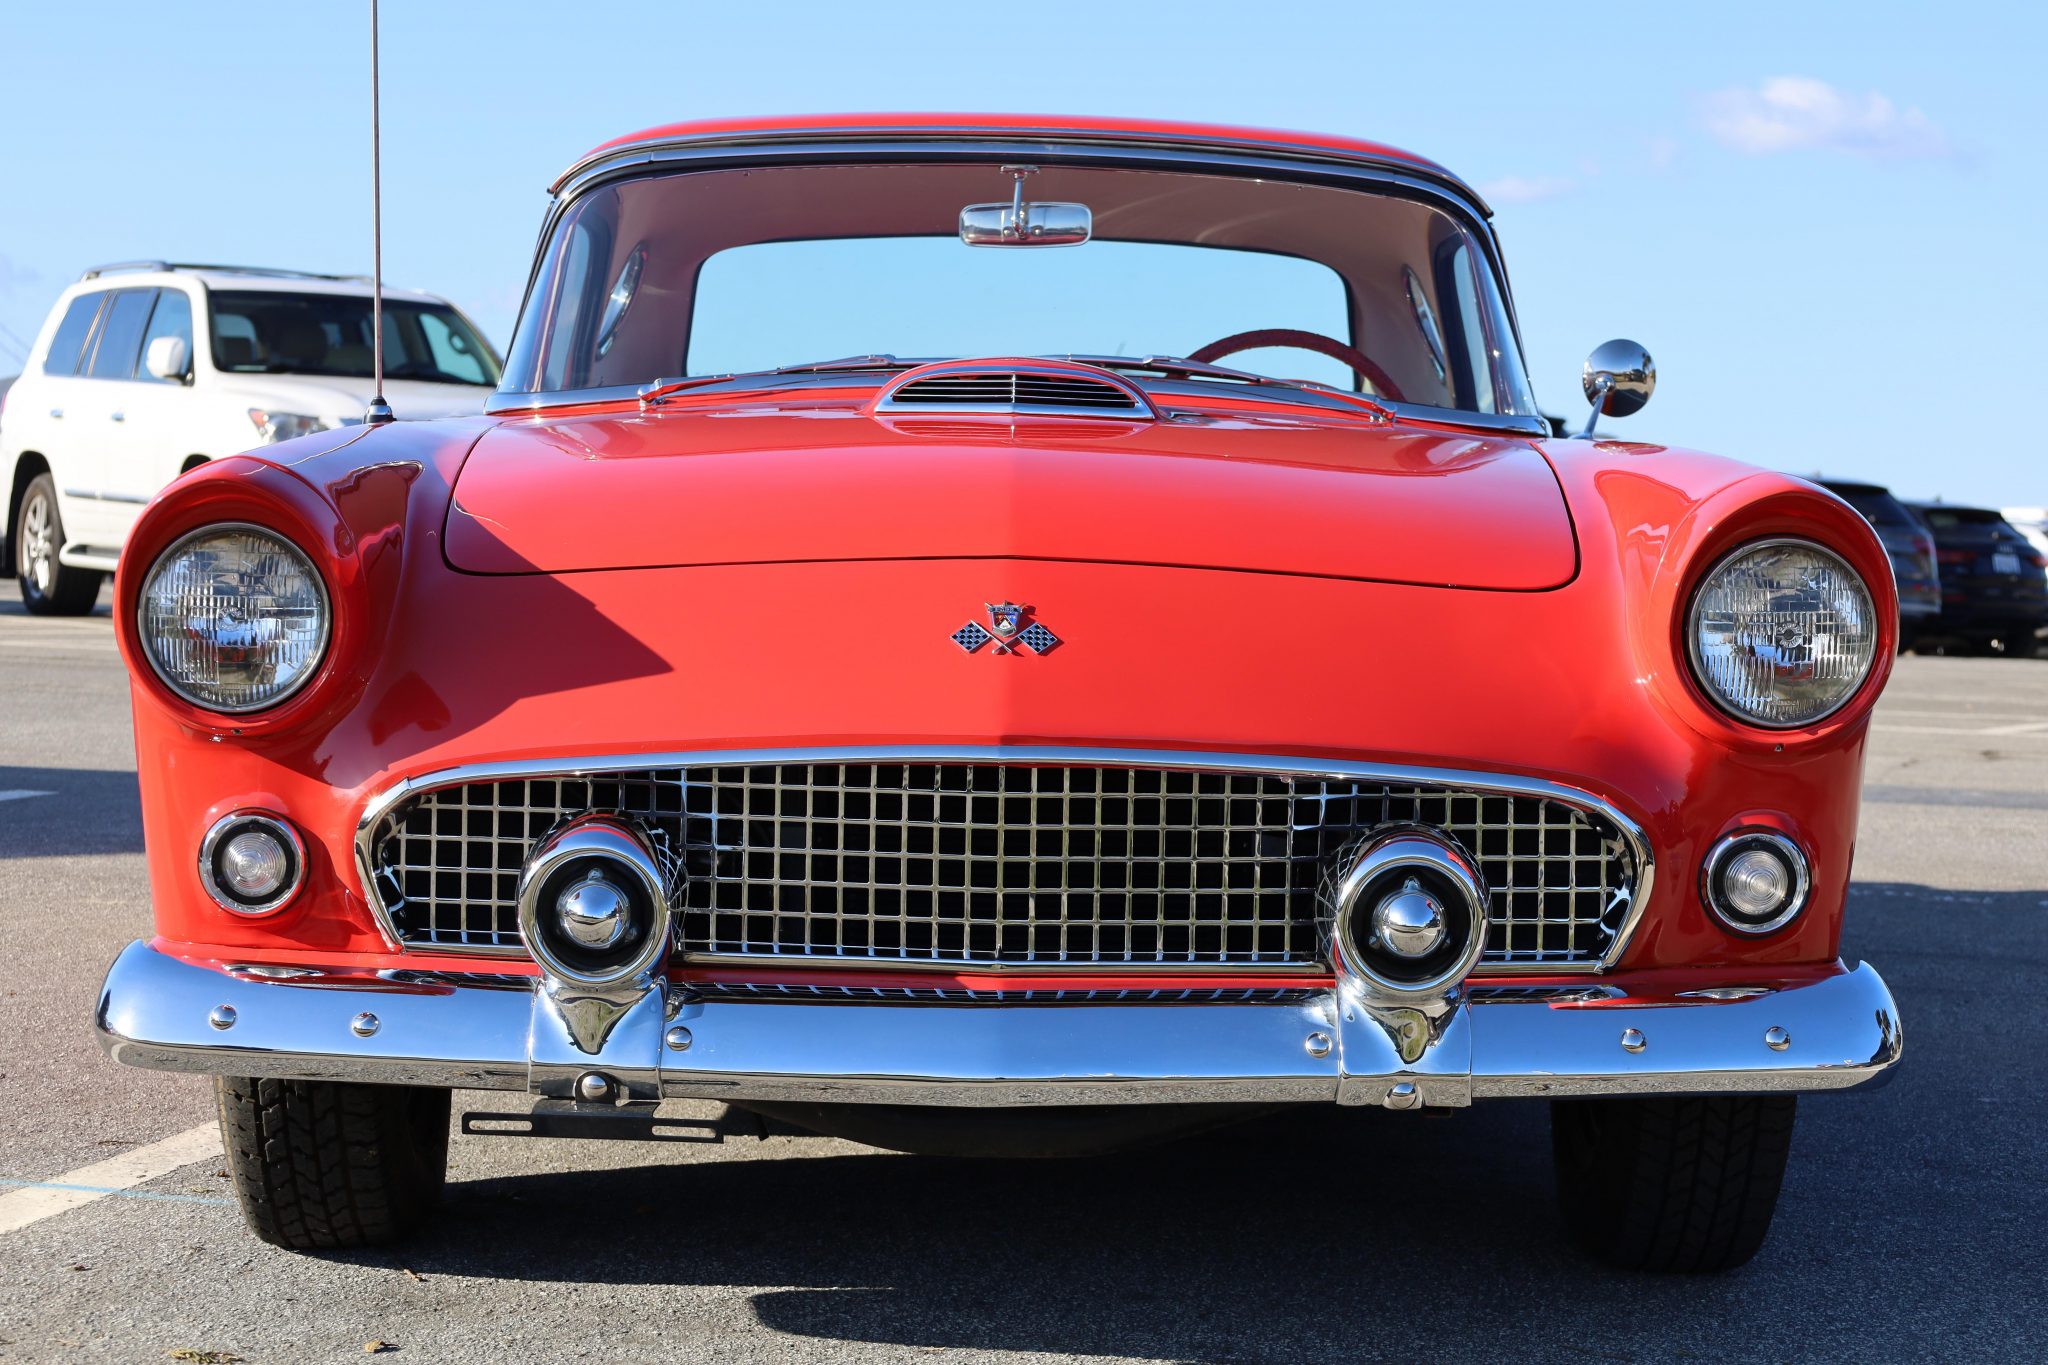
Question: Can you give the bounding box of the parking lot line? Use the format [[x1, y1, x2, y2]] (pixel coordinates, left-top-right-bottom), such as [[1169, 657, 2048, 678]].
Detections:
[[1875, 723, 2048, 738], [0, 1124, 223, 1236]]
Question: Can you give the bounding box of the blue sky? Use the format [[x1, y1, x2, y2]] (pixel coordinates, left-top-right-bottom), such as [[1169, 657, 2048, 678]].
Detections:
[[1, 1, 2038, 506]]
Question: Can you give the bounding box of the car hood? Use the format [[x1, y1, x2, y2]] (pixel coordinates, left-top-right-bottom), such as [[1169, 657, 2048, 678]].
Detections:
[[443, 404, 1577, 589], [214, 375, 492, 423]]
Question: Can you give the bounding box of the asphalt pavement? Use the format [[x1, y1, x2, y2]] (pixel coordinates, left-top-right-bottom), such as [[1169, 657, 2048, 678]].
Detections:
[[1, 578, 2043, 1363]]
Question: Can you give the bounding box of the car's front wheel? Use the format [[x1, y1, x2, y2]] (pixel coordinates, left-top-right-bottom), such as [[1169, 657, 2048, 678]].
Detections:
[[13, 474, 102, 615], [216, 1077, 450, 1250], [1551, 1094, 1795, 1272]]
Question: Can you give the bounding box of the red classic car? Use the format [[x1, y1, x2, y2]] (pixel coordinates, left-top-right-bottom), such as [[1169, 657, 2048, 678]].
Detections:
[[94, 114, 1901, 1270]]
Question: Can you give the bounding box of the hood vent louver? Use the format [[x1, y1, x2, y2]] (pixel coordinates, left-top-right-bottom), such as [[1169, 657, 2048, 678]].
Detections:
[[873, 361, 1157, 419]]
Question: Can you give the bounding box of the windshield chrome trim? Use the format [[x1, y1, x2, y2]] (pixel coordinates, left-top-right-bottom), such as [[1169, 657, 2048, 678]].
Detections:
[[548, 126, 1491, 213], [496, 137, 1539, 422], [353, 743, 1653, 976], [483, 371, 1550, 436]]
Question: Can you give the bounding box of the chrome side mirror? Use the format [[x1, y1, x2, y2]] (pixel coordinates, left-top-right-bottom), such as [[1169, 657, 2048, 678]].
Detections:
[[1578, 339, 1654, 438], [960, 164, 1092, 247]]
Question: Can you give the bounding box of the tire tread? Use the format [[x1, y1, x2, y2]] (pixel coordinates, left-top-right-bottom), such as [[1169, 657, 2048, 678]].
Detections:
[[215, 1076, 448, 1250]]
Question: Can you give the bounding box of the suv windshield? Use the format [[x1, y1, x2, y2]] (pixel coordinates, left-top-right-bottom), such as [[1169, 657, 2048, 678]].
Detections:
[[1823, 482, 1920, 533], [209, 291, 500, 386], [502, 161, 1537, 419]]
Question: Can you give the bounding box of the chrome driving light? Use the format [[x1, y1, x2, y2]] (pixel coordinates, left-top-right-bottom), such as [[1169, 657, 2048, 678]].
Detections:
[[199, 812, 306, 915], [1702, 830, 1811, 935], [1328, 828, 1488, 998], [1688, 539, 1877, 728], [516, 815, 673, 985], [138, 524, 330, 712]]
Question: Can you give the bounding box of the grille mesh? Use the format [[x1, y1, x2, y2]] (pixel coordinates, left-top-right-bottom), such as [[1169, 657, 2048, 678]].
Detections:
[[368, 761, 1640, 972]]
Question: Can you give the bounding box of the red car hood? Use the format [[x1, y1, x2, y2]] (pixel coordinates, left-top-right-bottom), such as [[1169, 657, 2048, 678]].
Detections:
[[444, 403, 1576, 589]]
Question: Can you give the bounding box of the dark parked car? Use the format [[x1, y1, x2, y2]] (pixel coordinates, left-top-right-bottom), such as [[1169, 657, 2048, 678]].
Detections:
[[1819, 479, 1940, 644], [1906, 502, 2048, 655]]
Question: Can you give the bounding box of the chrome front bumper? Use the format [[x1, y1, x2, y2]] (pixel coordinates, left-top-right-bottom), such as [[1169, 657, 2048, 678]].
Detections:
[[95, 942, 1901, 1107]]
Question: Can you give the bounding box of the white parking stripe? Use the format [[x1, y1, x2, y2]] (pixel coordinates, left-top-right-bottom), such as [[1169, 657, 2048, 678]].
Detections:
[[0, 1124, 222, 1236], [1876, 723, 2048, 738], [0, 790, 56, 803]]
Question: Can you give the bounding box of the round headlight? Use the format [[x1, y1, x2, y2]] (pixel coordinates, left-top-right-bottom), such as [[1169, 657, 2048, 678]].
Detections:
[[139, 524, 330, 712], [1687, 539, 1877, 728]]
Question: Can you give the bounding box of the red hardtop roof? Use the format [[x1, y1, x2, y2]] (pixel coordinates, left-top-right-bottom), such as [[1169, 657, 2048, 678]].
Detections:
[[572, 113, 1473, 202]]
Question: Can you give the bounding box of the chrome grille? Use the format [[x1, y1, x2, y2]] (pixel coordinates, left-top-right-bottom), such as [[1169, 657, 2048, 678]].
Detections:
[[365, 756, 1643, 972], [876, 369, 1148, 416]]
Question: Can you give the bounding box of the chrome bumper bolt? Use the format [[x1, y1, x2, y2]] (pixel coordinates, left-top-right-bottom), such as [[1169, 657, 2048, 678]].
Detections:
[[1384, 1082, 1421, 1110], [665, 1025, 693, 1053], [1304, 1031, 1332, 1058], [350, 1011, 381, 1038], [1620, 1027, 1647, 1054], [208, 1004, 237, 1031], [575, 1071, 614, 1103], [1764, 1026, 1791, 1052]]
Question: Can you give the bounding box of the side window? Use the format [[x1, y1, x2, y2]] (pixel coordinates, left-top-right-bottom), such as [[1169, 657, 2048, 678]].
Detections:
[[42, 293, 105, 375], [85, 288, 158, 380], [136, 290, 194, 383], [417, 311, 488, 383]]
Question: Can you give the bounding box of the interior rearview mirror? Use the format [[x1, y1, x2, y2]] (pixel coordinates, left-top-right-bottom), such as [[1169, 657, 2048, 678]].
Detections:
[[960, 164, 1091, 247], [960, 200, 1092, 247]]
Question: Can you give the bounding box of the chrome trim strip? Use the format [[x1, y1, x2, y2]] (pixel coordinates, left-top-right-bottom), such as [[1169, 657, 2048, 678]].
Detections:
[[61, 488, 153, 504], [95, 941, 1901, 1105], [351, 744, 1656, 975], [492, 136, 1541, 432]]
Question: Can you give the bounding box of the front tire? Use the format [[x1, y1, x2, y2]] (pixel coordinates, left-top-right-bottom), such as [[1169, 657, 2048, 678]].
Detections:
[[1552, 1094, 1795, 1272], [216, 1077, 450, 1250], [13, 474, 101, 615]]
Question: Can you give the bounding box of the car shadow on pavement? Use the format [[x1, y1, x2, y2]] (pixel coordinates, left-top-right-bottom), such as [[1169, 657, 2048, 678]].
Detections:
[[0, 766, 142, 857], [316, 882, 2042, 1359]]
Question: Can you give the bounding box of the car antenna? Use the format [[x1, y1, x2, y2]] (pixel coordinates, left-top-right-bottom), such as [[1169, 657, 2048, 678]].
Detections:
[[363, 0, 394, 426]]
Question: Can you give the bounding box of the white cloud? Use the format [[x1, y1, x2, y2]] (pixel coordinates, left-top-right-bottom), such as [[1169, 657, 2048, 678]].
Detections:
[[1479, 174, 1576, 205], [1701, 77, 1951, 159]]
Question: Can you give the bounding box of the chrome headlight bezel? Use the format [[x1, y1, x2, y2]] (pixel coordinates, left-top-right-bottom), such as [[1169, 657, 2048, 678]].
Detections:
[[1685, 536, 1879, 730], [137, 522, 332, 714]]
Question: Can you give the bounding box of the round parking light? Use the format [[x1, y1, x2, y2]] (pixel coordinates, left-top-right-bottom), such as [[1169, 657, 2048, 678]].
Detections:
[[1702, 830, 1811, 936], [199, 812, 306, 916]]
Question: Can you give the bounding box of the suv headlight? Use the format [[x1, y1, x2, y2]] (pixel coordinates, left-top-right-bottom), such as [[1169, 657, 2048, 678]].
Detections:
[[1688, 538, 1878, 728], [138, 525, 330, 712], [248, 408, 329, 443]]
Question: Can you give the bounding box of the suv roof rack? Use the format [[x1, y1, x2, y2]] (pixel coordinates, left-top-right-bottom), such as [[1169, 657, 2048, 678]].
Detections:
[[78, 261, 372, 283]]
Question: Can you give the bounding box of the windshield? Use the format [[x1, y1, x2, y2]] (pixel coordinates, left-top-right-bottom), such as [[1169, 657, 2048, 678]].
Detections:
[[209, 291, 501, 386], [502, 161, 1537, 418]]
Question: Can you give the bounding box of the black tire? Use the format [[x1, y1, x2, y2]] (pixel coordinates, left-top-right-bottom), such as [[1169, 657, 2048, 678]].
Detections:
[[215, 1077, 450, 1250], [1552, 1094, 1795, 1273], [13, 474, 102, 614]]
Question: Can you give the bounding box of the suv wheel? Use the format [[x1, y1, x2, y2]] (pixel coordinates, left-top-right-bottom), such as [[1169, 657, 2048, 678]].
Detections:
[[216, 1077, 450, 1250], [1552, 1094, 1795, 1272], [13, 474, 101, 615]]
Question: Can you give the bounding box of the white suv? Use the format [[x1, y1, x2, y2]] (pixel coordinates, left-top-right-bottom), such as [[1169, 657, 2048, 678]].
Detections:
[[2, 263, 499, 614]]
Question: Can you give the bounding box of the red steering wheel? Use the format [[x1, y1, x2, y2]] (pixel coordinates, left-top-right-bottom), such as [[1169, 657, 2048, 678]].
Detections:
[[1189, 328, 1406, 403]]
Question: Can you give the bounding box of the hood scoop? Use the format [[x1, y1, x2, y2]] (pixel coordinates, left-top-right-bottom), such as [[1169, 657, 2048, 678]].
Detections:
[[872, 360, 1156, 419]]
